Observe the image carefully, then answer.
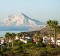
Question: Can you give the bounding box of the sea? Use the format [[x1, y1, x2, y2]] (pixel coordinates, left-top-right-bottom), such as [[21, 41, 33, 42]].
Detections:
[[0, 31, 22, 37], [0, 26, 31, 37]]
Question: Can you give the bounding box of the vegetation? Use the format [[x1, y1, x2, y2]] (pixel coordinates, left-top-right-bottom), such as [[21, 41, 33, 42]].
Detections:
[[5, 32, 11, 48], [0, 40, 60, 56], [0, 20, 60, 56], [47, 20, 58, 47]]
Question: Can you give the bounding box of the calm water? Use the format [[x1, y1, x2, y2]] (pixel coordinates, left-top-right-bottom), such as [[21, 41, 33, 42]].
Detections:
[[0, 31, 22, 37], [0, 26, 31, 37]]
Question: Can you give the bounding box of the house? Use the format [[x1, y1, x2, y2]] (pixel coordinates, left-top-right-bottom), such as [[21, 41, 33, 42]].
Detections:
[[15, 35, 31, 43], [20, 39, 27, 43], [57, 38, 60, 46], [15, 35, 19, 40], [43, 36, 49, 44], [56, 34, 60, 46], [57, 34, 60, 38], [0, 38, 6, 45], [43, 36, 54, 44]]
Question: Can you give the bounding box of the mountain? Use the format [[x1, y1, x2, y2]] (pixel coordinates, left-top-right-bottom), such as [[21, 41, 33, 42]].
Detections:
[[3, 13, 43, 26], [0, 13, 45, 31]]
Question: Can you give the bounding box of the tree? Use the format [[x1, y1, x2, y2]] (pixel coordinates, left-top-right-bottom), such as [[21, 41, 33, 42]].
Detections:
[[17, 32, 22, 40], [47, 20, 58, 47], [47, 20, 52, 45], [5, 32, 11, 48], [52, 20, 58, 47], [33, 33, 39, 44], [11, 33, 16, 48]]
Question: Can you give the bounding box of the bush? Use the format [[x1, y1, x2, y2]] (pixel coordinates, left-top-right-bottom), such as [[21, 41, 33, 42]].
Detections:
[[14, 40, 23, 46], [6, 51, 14, 56], [40, 51, 48, 56]]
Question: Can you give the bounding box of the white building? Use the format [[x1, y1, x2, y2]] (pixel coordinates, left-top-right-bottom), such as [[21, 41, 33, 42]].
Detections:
[[43, 36, 54, 44], [0, 38, 6, 45]]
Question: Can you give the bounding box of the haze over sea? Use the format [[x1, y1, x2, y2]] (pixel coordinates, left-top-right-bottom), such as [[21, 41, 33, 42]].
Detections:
[[0, 26, 30, 37], [0, 31, 21, 37]]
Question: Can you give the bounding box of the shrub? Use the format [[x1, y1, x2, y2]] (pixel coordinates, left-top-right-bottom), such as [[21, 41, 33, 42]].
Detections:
[[40, 51, 48, 56]]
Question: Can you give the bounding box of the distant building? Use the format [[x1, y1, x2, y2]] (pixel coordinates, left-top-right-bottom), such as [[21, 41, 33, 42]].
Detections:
[[15, 35, 19, 40], [0, 38, 6, 45], [57, 38, 60, 46], [43, 36, 54, 44], [57, 34, 60, 38]]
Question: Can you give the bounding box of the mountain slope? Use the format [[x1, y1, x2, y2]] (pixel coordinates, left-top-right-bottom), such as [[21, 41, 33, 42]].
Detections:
[[3, 13, 43, 26], [0, 13, 45, 31]]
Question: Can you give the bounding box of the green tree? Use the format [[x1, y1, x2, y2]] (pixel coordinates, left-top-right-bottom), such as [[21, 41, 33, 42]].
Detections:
[[11, 33, 16, 48], [52, 20, 58, 47], [33, 33, 39, 44], [17, 32, 22, 40], [5, 32, 11, 48], [47, 20, 58, 47], [47, 20, 52, 45]]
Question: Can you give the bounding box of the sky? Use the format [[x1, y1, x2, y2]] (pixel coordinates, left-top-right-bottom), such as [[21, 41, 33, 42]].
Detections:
[[0, 0, 60, 23], [0, 0, 60, 37]]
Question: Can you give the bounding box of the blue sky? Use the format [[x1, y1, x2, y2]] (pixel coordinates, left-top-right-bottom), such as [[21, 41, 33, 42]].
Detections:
[[0, 0, 60, 23]]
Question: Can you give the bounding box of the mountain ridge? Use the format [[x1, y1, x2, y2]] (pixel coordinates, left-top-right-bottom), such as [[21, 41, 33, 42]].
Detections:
[[0, 13, 45, 31], [3, 13, 43, 26]]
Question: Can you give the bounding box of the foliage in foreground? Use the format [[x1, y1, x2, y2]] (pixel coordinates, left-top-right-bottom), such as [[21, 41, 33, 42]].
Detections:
[[0, 40, 60, 56]]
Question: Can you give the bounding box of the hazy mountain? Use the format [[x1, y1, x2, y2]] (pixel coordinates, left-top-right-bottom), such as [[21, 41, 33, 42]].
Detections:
[[0, 13, 44, 31], [3, 13, 43, 26]]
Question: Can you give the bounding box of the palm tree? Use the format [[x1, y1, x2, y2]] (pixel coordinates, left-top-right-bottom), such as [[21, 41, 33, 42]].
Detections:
[[5, 32, 11, 48], [47, 20, 52, 45], [52, 20, 58, 47], [33, 33, 39, 44], [47, 20, 58, 47], [17, 32, 22, 40], [11, 33, 16, 48]]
